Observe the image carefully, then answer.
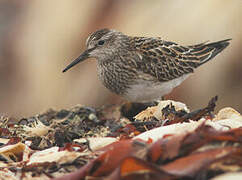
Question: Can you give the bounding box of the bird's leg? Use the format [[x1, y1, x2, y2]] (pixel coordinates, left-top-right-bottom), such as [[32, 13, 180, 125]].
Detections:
[[161, 95, 166, 101]]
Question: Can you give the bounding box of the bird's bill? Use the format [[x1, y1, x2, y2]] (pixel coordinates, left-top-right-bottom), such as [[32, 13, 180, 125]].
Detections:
[[62, 49, 92, 73]]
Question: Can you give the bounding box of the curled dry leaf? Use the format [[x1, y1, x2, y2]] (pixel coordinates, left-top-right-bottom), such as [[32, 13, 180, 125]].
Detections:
[[0, 142, 31, 163], [107, 157, 175, 180], [91, 139, 147, 177], [214, 107, 241, 120], [212, 107, 242, 129], [145, 123, 242, 164], [134, 107, 157, 122], [162, 147, 239, 178]]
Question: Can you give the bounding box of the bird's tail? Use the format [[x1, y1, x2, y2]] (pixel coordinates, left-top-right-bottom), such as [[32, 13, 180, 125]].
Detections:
[[190, 39, 231, 65]]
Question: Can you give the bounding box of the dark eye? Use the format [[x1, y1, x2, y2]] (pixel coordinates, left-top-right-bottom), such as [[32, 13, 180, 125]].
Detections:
[[98, 40, 105, 46]]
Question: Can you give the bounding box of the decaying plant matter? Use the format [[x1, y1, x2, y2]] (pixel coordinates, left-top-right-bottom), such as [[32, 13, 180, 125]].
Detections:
[[0, 97, 242, 180]]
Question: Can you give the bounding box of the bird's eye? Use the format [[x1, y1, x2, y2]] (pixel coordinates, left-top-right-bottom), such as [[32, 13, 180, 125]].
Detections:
[[98, 40, 105, 46]]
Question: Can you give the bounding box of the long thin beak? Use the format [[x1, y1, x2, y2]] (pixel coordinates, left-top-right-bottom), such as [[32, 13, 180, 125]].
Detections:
[[62, 49, 91, 73]]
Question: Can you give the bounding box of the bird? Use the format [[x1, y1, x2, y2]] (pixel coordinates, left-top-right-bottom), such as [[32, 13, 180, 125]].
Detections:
[[62, 28, 231, 102]]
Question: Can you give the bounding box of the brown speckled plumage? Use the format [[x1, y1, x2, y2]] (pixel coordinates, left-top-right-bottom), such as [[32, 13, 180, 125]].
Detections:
[[63, 29, 231, 102]]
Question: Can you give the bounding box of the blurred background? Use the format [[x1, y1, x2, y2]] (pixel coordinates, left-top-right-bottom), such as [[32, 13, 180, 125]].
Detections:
[[0, 0, 241, 118]]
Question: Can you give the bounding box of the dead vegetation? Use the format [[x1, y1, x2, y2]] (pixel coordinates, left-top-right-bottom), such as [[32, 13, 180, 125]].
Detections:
[[0, 97, 242, 180]]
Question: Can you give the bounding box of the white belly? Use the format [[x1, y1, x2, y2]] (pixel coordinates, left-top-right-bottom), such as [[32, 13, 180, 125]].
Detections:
[[123, 74, 190, 102]]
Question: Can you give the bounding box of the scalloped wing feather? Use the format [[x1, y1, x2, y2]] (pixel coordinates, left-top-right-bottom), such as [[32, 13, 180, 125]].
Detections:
[[130, 37, 231, 81]]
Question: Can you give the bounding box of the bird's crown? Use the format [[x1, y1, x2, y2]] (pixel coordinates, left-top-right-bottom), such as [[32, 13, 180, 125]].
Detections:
[[86, 28, 123, 48]]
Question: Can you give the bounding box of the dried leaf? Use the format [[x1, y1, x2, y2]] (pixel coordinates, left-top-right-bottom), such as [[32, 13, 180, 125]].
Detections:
[[108, 157, 175, 180], [162, 147, 238, 178], [91, 140, 147, 177]]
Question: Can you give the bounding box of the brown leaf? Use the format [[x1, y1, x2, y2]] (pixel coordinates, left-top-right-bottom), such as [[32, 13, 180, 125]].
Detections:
[[107, 157, 175, 180], [162, 147, 238, 178], [92, 140, 146, 177], [147, 124, 242, 165], [147, 133, 186, 163], [54, 140, 147, 180]]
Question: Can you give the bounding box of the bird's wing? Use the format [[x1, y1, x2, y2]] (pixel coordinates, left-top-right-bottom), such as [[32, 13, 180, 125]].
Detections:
[[130, 37, 230, 81]]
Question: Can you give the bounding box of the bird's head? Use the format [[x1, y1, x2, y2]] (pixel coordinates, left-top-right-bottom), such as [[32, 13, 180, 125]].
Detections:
[[63, 28, 128, 72]]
